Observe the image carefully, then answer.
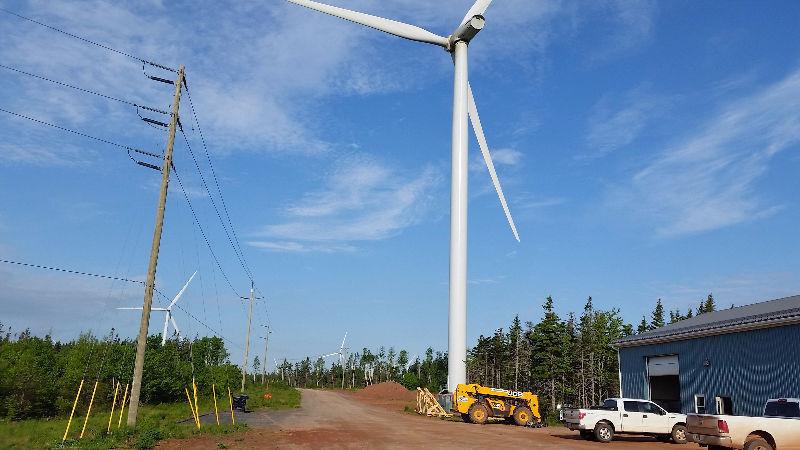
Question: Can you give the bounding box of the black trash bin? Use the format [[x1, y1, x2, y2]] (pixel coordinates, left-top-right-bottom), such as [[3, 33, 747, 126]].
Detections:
[[232, 395, 249, 412]]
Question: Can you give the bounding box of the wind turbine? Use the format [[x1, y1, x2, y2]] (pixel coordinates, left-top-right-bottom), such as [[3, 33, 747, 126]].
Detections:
[[118, 271, 197, 346], [287, 0, 520, 391], [320, 331, 348, 368]]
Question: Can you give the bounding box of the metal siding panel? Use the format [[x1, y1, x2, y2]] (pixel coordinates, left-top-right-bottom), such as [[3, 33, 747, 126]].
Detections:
[[618, 324, 800, 415]]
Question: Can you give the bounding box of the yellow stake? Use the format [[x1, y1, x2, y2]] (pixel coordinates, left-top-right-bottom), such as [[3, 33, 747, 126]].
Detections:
[[107, 381, 120, 433], [227, 386, 235, 425], [62, 379, 85, 442], [192, 379, 201, 428], [80, 380, 100, 438], [212, 384, 220, 425], [117, 383, 129, 428], [185, 387, 198, 428]]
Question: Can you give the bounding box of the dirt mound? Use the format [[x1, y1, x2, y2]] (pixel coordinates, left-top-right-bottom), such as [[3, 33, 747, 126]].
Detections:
[[353, 381, 416, 401]]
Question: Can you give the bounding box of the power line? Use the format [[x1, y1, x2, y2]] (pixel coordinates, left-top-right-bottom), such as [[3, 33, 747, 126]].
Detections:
[[0, 107, 160, 159], [0, 7, 174, 71], [170, 162, 242, 300], [178, 126, 255, 286], [183, 84, 254, 281], [173, 303, 243, 351], [0, 63, 168, 115], [0, 258, 146, 285]]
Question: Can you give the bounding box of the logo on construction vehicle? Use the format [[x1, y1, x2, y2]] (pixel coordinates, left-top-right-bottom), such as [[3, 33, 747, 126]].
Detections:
[[489, 388, 523, 397]]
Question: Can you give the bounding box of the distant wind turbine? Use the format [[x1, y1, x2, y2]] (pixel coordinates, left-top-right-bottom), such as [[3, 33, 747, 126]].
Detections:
[[287, 0, 520, 391], [118, 271, 197, 346]]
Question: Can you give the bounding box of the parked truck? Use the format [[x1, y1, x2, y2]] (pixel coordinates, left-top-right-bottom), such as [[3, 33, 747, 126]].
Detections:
[[564, 398, 688, 444], [687, 398, 800, 450]]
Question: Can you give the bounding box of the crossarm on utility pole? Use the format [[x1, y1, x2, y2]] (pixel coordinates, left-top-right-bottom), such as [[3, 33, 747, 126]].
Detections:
[[127, 65, 185, 427]]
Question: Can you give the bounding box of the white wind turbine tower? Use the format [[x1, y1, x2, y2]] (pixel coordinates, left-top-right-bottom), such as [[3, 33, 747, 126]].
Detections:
[[287, 0, 520, 391], [118, 271, 197, 346]]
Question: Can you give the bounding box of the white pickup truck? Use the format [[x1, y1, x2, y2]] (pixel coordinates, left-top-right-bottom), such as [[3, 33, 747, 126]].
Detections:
[[687, 398, 800, 450], [564, 398, 688, 443]]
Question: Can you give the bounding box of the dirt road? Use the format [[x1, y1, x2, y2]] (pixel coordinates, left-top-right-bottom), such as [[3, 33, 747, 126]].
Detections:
[[162, 389, 685, 449]]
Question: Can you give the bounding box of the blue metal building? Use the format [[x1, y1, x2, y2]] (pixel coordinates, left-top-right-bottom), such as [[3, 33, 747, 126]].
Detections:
[[613, 295, 800, 417]]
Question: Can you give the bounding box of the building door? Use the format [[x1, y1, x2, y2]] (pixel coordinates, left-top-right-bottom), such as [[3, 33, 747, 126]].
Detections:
[[648, 355, 681, 412]]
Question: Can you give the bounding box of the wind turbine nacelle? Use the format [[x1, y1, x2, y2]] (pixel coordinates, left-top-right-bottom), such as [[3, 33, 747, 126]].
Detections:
[[449, 15, 485, 49]]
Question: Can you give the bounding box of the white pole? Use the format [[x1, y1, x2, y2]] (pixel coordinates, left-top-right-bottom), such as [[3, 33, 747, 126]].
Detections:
[[448, 40, 469, 392]]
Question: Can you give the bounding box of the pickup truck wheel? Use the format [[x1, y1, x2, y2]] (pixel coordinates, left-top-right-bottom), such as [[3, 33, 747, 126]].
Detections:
[[744, 438, 774, 450], [513, 406, 533, 426], [671, 424, 688, 444], [468, 403, 489, 425], [594, 422, 614, 443]]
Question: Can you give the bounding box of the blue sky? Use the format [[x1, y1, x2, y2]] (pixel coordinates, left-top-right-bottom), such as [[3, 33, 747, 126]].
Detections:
[[1, 0, 800, 369]]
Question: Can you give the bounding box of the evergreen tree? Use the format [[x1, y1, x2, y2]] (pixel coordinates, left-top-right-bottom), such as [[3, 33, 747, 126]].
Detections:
[[703, 293, 716, 313], [637, 316, 648, 334], [650, 299, 665, 330]]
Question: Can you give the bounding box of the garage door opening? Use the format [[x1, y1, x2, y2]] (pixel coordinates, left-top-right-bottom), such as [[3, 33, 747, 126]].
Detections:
[[648, 355, 681, 413]]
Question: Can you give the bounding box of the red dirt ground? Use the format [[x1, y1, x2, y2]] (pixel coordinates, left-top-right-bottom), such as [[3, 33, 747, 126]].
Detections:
[[159, 388, 684, 449]]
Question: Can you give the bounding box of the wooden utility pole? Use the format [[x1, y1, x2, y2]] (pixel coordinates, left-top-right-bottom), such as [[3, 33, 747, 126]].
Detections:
[[240, 282, 257, 392], [260, 325, 271, 384], [127, 65, 185, 426]]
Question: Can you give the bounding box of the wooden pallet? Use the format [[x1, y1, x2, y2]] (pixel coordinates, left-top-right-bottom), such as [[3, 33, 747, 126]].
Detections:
[[415, 387, 452, 418]]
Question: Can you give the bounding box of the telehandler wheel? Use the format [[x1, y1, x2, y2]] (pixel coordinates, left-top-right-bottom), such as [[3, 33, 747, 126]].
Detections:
[[468, 403, 490, 425], [512, 406, 533, 426]]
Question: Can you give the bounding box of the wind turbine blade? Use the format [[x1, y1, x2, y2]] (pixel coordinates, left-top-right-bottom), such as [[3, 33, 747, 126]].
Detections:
[[460, 0, 493, 26], [169, 270, 197, 309], [287, 0, 449, 47], [161, 313, 170, 346], [320, 352, 338, 358], [468, 84, 521, 242], [340, 331, 347, 351], [170, 316, 180, 338]]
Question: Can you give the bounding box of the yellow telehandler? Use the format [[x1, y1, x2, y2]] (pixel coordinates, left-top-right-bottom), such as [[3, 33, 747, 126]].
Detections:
[[453, 383, 542, 426]]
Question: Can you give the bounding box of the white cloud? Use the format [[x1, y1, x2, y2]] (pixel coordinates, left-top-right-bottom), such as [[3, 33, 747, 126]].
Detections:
[[249, 154, 441, 251], [611, 67, 800, 237], [0, 0, 659, 162], [470, 148, 523, 172], [583, 86, 670, 159]]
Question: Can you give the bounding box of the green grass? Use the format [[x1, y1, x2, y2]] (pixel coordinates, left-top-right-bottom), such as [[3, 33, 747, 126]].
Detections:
[[0, 382, 299, 449]]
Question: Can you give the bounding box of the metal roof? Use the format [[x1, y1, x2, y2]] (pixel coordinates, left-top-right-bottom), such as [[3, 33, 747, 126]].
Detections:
[[614, 294, 800, 348]]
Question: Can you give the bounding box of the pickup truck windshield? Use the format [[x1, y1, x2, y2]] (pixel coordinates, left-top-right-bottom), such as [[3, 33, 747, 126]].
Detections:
[[764, 401, 800, 418]]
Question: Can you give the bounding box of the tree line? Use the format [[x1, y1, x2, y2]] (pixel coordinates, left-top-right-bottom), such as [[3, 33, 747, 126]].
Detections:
[[1, 293, 719, 420], [466, 293, 718, 419], [272, 346, 448, 393], [0, 325, 239, 420]]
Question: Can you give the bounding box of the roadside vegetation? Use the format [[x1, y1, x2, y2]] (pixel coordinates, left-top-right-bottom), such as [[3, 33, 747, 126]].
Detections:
[[0, 327, 299, 448]]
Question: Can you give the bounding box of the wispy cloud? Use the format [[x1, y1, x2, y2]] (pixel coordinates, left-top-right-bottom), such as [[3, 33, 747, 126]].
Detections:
[[582, 85, 671, 159], [470, 148, 523, 172], [249, 154, 441, 252], [610, 67, 800, 237], [587, 0, 658, 64]]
